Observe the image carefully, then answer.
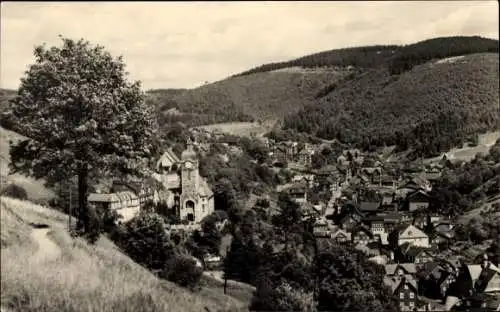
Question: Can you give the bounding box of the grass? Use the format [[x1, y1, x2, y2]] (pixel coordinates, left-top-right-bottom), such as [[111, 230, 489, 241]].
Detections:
[[0, 197, 249, 312], [0, 126, 55, 202], [193, 120, 276, 138]]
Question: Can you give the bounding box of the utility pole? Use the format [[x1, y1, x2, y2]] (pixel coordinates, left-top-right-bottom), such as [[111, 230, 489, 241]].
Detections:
[[224, 245, 229, 295], [69, 181, 72, 230]]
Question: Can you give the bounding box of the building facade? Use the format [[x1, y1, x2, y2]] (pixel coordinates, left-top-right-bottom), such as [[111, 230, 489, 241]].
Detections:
[[154, 140, 215, 224]]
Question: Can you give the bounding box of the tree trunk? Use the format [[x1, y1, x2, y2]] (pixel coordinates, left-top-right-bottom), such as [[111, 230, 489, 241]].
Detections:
[[77, 163, 89, 233]]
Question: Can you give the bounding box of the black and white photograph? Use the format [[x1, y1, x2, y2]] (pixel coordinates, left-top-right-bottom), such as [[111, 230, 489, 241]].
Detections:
[[0, 1, 499, 311]]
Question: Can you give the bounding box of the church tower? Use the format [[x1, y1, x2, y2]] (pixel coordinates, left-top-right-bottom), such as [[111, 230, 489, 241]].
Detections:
[[179, 138, 199, 222]]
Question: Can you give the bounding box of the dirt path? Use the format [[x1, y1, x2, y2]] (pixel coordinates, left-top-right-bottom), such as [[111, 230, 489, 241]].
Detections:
[[0, 227, 61, 312], [30, 227, 61, 263]]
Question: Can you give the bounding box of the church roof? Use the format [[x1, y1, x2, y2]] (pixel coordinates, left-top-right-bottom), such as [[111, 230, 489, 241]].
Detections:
[[157, 149, 181, 169]]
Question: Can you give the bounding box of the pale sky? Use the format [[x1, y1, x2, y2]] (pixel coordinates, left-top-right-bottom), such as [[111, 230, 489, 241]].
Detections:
[[1, 1, 498, 90]]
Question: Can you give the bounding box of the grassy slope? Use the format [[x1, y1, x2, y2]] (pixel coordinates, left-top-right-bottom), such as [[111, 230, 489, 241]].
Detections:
[[0, 197, 248, 312], [0, 127, 55, 201]]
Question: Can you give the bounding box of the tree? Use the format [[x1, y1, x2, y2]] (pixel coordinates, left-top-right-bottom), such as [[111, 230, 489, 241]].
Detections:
[[114, 212, 175, 272], [315, 244, 399, 312], [5, 36, 158, 236], [161, 255, 203, 290], [272, 192, 304, 250]]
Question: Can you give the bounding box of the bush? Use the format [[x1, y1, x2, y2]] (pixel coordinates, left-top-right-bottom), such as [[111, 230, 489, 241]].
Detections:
[[1, 184, 28, 200], [112, 212, 175, 272], [161, 255, 203, 290]]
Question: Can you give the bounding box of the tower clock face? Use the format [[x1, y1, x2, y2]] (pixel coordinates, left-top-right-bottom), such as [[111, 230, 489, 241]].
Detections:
[[185, 161, 193, 169]]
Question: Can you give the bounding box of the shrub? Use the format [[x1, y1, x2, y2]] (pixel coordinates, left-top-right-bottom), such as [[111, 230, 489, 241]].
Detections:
[[113, 212, 175, 272], [161, 255, 203, 290], [1, 184, 28, 200]]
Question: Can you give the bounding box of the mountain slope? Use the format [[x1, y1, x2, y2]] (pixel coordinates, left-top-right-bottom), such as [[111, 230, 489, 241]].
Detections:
[[151, 67, 356, 127], [283, 53, 500, 158], [0, 197, 248, 312], [145, 36, 498, 130]]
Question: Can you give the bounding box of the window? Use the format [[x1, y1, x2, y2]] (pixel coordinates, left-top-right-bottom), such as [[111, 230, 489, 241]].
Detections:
[[187, 213, 194, 222], [202, 204, 206, 212], [400, 292, 404, 299], [409, 292, 414, 299], [409, 302, 414, 308], [404, 284, 409, 290]]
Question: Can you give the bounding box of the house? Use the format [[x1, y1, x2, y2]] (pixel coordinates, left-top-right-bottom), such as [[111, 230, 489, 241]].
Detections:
[[406, 190, 430, 212], [88, 191, 140, 223], [366, 216, 386, 235], [417, 261, 456, 300], [111, 179, 160, 208], [402, 245, 434, 264], [383, 275, 419, 311], [298, 144, 315, 167], [360, 167, 382, 184], [272, 145, 288, 165], [358, 201, 381, 216], [156, 147, 181, 172], [385, 263, 417, 277], [391, 224, 430, 248], [351, 226, 374, 245], [474, 260, 500, 293], [412, 214, 429, 230], [382, 212, 401, 233], [203, 254, 222, 270], [397, 176, 431, 197], [444, 259, 500, 311], [331, 229, 351, 244], [152, 140, 215, 224], [339, 212, 363, 232], [313, 218, 331, 238], [381, 193, 395, 211], [286, 182, 308, 204]]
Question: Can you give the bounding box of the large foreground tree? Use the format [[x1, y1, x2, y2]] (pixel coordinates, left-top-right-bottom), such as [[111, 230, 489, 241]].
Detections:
[[4, 36, 158, 233]]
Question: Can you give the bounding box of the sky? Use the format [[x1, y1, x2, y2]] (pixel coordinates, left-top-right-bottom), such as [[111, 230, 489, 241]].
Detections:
[[1, 1, 498, 90]]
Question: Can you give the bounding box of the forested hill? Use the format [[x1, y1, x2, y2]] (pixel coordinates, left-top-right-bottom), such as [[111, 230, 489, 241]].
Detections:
[[233, 36, 498, 77], [145, 36, 498, 130], [282, 52, 500, 158]]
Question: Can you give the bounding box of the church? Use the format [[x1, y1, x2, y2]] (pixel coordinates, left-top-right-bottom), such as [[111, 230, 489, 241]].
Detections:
[[153, 139, 215, 224]]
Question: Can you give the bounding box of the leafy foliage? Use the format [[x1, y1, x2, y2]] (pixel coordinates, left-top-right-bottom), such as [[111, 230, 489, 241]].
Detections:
[[0, 184, 28, 200], [223, 233, 262, 285], [113, 212, 175, 272], [315, 244, 399, 312], [3, 36, 158, 234], [161, 255, 203, 291], [429, 139, 500, 216]]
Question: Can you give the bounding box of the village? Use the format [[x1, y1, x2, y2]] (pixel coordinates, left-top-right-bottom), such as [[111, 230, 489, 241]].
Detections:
[[84, 125, 500, 312]]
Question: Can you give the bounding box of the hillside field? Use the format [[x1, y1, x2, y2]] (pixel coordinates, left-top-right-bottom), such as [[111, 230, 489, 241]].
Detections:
[[0, 127, 54, 202], [192, 120, 277, 138], [0, 196, 249, 312]]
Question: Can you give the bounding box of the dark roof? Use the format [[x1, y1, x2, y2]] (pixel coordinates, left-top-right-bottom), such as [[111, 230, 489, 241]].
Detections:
[[382, 212, 401, 222], [406, 190, 429, 201], [351, 225, 373, 237], [287, 182, 308, 193], [359, 202, 380, 212], [403, 245, 432, 258]]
